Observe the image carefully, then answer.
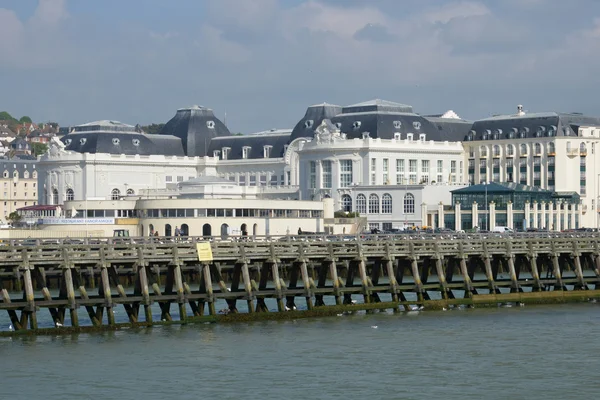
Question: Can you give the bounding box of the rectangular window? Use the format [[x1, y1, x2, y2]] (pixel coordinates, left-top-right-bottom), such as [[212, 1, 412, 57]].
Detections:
[[165, 176, 172, 183], [534, 157, 541, 166], [409, 160, 417, 173], [264, 146, 271, 158], [396, 159, 405, 185], [519, 158, 527, 167], [493, 159, 500, 168], [249, 175, 256, 186], [507, 158, 514, 168], [270, 175, 278, 186], [479, 160, 486, 168], [340, 160, 352, 188], [370, 158, 377, 185], [259, 174, 267, 186], [383, 158, 389, 184], [421, 160, 429, 174], [239, 175, 246, 186], [437, 160, 443, 174], [322, 160, 332, 188], [451, 160, 456, 174], [468, 159, 475, 168], [309, 161, 316, 189], [177, 176, 183, 182], [242, 147, 251, 159]]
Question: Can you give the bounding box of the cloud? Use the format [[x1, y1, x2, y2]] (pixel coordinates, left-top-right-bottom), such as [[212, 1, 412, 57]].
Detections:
[[354, 23, 395, 42]]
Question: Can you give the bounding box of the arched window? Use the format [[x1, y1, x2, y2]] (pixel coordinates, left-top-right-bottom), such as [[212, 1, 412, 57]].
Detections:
[[356, 194, 367, 214], [180, 224, 189, 236], [520, 144, 527, 155], [382, 193, 392, 214], [368, 194, 379, 214], [507, 144, 514, 156], [534, 143, 542, 155], [24, 171, 29, 179], [548, 142, 555, 154], [341, 194, 352, 212], [493, 145, 500, 157], [480, 146, 488, 157], [66, 188, 74, 201], [404, 193, 415, 214], [203, 223, 212, 237], [111, 188, 120, 200], [32, 171, 37, 179], [165, 224, 172, 237], [126, 188, 135, 195], [52, 188, 59, 205], [221, 223, 229, 240]]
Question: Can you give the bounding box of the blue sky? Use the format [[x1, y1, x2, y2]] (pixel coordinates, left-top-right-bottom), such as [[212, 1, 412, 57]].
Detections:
[[2, 0, 600, 133]]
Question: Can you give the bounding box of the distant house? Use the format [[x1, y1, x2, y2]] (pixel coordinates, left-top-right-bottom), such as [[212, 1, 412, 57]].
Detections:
[[0, 125, 16, 142], [16, 123, 38, 135], [28, 130, 50, 144], [10, 138, 31, 155]]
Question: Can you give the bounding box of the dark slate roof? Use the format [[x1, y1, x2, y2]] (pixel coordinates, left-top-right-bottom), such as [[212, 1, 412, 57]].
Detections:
[[208, 130, 292, 160], [60, 121, 184, 156], [452, 182, 553, 194], [342, 99, 413, 114], [10, 138, 30, 150], [290, 103, 342, 141], [466, 112, 600, 141], [0, 157, 37, 175], [160, 105, 231, 157], [423, 117, 473, 141]]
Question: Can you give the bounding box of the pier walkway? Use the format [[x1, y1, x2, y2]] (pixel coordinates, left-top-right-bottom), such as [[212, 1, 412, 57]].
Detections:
[[1, 233, 600, 333]]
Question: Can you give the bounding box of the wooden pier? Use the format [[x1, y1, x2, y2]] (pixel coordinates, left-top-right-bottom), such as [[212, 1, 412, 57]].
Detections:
[[1, 234, 600, 334]]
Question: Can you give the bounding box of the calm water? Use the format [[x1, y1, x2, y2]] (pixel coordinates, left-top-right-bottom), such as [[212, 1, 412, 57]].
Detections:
[[2, 304, 600, 399]]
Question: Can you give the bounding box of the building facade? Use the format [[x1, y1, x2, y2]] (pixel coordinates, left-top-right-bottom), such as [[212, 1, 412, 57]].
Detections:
[[0, 158, 38, 222]]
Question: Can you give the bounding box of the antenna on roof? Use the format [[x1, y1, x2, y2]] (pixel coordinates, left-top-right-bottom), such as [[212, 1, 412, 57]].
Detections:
[[224, 112, 227, 128]]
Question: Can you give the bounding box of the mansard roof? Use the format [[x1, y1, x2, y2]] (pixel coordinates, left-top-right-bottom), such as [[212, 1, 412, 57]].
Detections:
[[208, 129, 292, 160]]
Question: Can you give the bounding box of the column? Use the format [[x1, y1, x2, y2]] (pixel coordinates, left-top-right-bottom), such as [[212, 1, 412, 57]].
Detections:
[[489, 201, 496, 230], [421, 202, 427, 228], [472, 201, 478, 230], [540, 201, 546, 230], [571, 203, 577, 229], [579, 201, 584, 229], [548, 201, 555, 231], [557, 201, 563, 231], [454, 202, 462, 231], [532, 201, 538, 229], [562, 202, 569, 230], [437, 202, 444, 230], [507, 201, 513, 229], [524, 201, 531, 230]]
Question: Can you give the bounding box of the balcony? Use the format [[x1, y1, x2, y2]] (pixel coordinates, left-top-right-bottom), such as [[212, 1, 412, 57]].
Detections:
[[567, 149, 579, 157]]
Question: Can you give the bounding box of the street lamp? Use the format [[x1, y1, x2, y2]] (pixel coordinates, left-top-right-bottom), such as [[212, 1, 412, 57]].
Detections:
[[484, 181, 488, 231]]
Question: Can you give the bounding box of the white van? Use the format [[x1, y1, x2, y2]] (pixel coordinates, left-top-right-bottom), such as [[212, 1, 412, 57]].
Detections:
[[492, 226, 513, 234]]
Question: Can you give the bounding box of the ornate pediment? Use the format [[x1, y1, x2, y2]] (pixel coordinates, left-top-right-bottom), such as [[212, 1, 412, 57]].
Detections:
[[314, 119, 346, 144]]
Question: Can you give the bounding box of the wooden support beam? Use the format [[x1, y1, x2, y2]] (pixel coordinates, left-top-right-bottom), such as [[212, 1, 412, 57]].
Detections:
[[271, 262, 285, 312], [203, 263, 216, 315]]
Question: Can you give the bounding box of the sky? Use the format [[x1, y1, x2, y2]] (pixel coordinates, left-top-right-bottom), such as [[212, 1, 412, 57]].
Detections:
[[2, 0, 600, 133]]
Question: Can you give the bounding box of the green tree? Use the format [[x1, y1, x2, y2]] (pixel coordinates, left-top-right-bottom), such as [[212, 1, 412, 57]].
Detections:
[[31, 143, 48, 156], [7, 211, 21, 225], [19, 116, 32, 124], [141, 123, 165, 135], [0, 111, 15, 121]]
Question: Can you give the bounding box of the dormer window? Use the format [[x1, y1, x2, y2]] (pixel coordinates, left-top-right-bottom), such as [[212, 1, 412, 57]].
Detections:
[[242, 146, 251, 159], [2, 171, 7, 178], [80, 138, 87, 145], [407, 133, 414, 141], [335, 122, 342, 129], [264, 145, 272, 158], [413, 121, 421, 130], [213, 150, 221, 158], [353, 121, 362, 129], [519, 127, 529, 138], [112, 138, 120, 145], [206, 120, 215, 129], [548, 125, 556, 137], [304, 120, 314, 129], [132, 139, 140, 146], [283, 144, 289, 154], [393, 121, 401, 129], [222, 147, 230, 160], [394, 132, 401, 140], [64, 139, 72, 145], [419, 134, 426, 141], [362, 132, 370, 139]]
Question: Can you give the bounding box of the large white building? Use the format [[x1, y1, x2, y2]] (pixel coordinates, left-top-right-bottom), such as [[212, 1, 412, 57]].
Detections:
[[35, 100, 600, 231]]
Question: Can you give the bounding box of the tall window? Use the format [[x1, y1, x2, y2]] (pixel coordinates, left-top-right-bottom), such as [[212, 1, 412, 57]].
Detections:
[[437, 160, 443, 183], [370, 158, 377, 185], [409, 159, 417, 184], [368, 194, 379, 214], [66, 188, 74, 201], [52, 188, 59, 205], [535, 143, 542, 155], [341, 194, 352, 212], [396, 159, 405, 185], [507, 144, 514, 156], [520, 144, 527, 155], [356, 194, 367, 214], [548, 142, 555, 154], [322, 160, 332, 188], [340, 160, 352, 187], [309, 161, 316, 189], [480, 146, 487, 157], [382, 158, 389, 184], [493, 145, 501, 157], [403, 193, 415, 214], [421, 160, 429, 184], [111, 188, 120, 200], [451, 160, 457, 183], [382, 193, 392, 214]]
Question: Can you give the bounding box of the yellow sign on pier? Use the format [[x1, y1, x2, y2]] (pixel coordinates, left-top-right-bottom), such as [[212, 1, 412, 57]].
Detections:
[[196, 242, 213, 262]]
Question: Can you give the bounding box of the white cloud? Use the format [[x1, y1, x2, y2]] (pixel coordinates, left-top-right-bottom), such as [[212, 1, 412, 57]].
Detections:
[[423, 1, 490, 24]]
